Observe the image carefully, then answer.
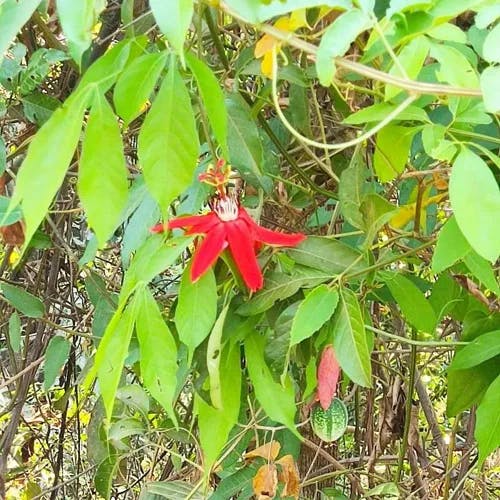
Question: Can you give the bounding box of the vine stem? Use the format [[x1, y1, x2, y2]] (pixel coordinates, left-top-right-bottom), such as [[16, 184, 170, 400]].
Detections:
[[395, 328, 418, 483], [217, 1, 482, 98], [366, 325, 468, 347], [271, 46, 418, 151]]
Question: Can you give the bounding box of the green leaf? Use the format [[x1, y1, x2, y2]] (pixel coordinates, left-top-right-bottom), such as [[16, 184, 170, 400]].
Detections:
[[76, 39, 131, 96], [8, 312, 21, 353], [224, 0, 351, 23], [150, 0, 193, 60], [475, 373, 500, 466], [0, 0, 42, 66], [78, 92, 128, 247], [449, 148, 500, 262], [0, 195, 23, 225], [385, 35, 430, 100], [245, 334, 300, 438], [427, 23, 467, 43], [480, 66, 500, 113], [432, 215, 470, 273], [449, 331, 500, 371], [429, 42, 479, 88], [138, 59, 199, 210], [421, 123, 457, 162], [290, 285, 339, 346], [338, 148, 368, 229], [286, 236, 368, 276], [56, 0, 105, 65], [95, 295, 138, 419], [0, 136, 5, 175], [360, 193, 397, 246], [140, 481, 207, 500], [387, 0, 433, 18], [196, 343, 241, 472], [8, 91, 87, 251], [483, 23, 500, 63], [43, 336, 71, 390], [475, 4, 500, 29], [136, 287, 179, 426], [463, 250, 500, 296], [381, 271, 436, 333], [186, 53, 228, 158], [447, 357, 499, 416], [122, 235, 193, 301], [373, 125, 418, 182], [343, 103, 429, 124], [207, 305, 229, 409], [237, 266, 330, 316], [113, 51, 167, 126], [330, 287, 372, 387], [0, 282, 45, 318], [316, 9, 372, 86], [225, 93, 263, 185], [94, 455, 119, 500], [22, 92, 61, 125], [175, 265, 217, 359]]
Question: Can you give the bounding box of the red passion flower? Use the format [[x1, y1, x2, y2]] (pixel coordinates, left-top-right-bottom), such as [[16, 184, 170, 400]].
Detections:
[[151, 192, 305, 292]]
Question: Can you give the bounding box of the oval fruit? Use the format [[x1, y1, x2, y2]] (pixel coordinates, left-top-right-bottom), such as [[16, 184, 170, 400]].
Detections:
[[311, 398, 348, 442]]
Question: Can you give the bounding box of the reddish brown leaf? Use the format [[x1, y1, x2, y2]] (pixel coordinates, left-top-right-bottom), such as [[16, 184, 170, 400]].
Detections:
[[253, 463, 278, 500], [245, 440, 281, 461], [276, 454, 300, 498], [317, 345, 341, 410]]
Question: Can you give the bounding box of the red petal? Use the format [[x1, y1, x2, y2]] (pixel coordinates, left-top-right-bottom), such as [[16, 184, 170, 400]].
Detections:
[[225, 219, 263, 292], [190, 224, 228, 282], [239, 208, 305, 247], [150, 223, 167, 233], [317, 345, 341, 410], [168, 213, 218, 232]]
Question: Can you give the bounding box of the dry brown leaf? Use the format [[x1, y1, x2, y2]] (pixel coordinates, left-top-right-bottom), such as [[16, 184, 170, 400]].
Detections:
[[253, 463, 278, 500], [245, 440, 281, 461], [276, 454, 300, 499]]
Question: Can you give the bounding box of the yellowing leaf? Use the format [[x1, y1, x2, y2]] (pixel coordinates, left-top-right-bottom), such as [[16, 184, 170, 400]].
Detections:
[[253, 464, 278, 500], [390, 193, 446, 229], [289, 9, 309, 30], [245, 441, 281, 461]]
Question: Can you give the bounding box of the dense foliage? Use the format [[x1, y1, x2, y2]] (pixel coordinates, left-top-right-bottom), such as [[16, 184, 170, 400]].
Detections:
[[0, 0, 499, 498]]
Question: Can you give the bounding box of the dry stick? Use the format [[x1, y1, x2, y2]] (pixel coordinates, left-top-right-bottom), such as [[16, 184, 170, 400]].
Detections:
[[0, 355, 45, 391], [301, 437, 364, 495], [395, 329, 418, 483], [415, 370, 448, 464]]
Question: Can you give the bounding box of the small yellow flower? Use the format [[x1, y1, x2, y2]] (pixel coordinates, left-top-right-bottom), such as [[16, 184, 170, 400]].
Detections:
[[254, 13, 307, 78]]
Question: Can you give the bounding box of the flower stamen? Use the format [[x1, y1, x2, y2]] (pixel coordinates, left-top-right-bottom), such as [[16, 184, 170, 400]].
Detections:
[[211, 195, 239, 222]]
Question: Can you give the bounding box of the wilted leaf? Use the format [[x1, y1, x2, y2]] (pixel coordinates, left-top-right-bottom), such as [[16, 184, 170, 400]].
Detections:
[[253, 464, 278, 500], [276, 454, 300, 499]]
